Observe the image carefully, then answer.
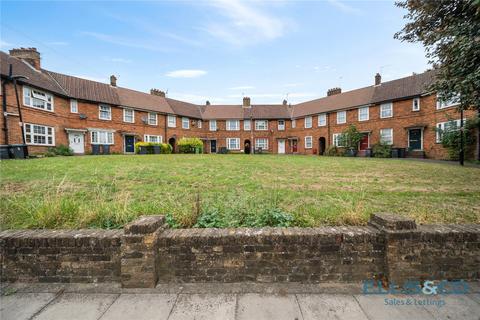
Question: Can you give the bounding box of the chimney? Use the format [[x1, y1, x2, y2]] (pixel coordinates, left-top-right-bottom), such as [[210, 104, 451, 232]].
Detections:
[[150, 89, 166, 97], [282, 99, 288, 106], [327, 87, 342, 96], [375, 73, 381, 86], [9, 47, 41, 70], [243, 97, 251, 108], [206, 100, 211, 106], [110, 75, 117, 87]]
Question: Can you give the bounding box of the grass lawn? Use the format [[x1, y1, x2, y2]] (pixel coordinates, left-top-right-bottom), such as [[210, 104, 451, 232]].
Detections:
[[1, 154, 479, 229]]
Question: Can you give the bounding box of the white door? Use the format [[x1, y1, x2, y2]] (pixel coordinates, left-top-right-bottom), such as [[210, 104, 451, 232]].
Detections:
[[68, 132, 84, 154], [278, 139, 286, 154]]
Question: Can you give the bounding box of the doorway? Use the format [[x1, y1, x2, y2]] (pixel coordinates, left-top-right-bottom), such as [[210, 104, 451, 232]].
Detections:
[[408, 129, 423, 150], [124, 135, 135, 154], [291, 139, 298, 153], [318, 137, 326, 155], [278, 139, 286, 154], [68, 132, 85, 154], [359, 133, 369, 151], [168, 137, 176, 153], [210, 140, 217, 153], [244, 139, 251, 154]]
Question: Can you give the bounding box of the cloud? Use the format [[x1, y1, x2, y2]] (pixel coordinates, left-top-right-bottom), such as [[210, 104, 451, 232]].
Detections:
[[327, 0, 362, 15], [81, 31, 172, 52], [165, 69, 207, 78], [0, 40, 14, 48], [202, 0, 290, 46], [229, 85, 255, 90]]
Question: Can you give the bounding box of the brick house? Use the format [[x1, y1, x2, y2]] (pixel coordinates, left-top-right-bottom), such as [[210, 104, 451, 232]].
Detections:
[[1, 48, 478, 159]]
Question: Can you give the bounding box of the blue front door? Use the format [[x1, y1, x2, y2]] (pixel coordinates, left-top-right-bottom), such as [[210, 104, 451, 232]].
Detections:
[[125, 136, 135, 153]]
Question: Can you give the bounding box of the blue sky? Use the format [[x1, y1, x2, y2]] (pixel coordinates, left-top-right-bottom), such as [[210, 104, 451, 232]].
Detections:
[[1, 0, 429, 105]]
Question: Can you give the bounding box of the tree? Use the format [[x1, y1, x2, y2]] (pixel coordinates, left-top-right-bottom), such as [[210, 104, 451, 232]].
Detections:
[[339, 124, 364, 156], [394, 0, 480, 111]]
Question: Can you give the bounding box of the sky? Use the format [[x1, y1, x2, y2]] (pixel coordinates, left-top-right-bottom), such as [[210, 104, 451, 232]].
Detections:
[[0, 0, 430, 105]]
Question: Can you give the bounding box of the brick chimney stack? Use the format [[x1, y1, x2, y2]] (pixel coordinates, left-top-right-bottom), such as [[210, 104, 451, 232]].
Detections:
[[206, 100, 211, 106], [9, 47, 41, 70], [110, 75, 117, 87], [327, 87, 342, 96], [150, 89, 166, 97], [375, 73, 382, 86], [243, 97, 251, 108], [282, 99, 288, 106]]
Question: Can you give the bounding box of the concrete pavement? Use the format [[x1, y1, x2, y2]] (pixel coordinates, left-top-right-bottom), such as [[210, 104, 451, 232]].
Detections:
[[1, 282, 479, 320]]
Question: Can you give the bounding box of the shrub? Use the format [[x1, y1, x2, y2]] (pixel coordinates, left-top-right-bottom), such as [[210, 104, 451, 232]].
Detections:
[[437, 117, 478, 160], [339, 124, 363, 154], [324, 146, 344, 157], [178, 137, 203, 154], [254, 208, 295, 227], [161, 143, 173, 154], [135, 142, 172, 154], [372, 142, 392, 158], [45, 145, 74, 157]]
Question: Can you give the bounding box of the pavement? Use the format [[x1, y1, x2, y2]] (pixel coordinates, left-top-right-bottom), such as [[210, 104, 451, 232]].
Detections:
[[1, 282, 479, 320]]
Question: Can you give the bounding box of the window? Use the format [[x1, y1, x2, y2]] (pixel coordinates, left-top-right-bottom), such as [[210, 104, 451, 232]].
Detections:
[[148, 113, 157, 125], [123, 108, 134, 123], [255, 120, 268, 130], [292, 119, 296, 128], [182, 117, 190, 129], [23, 86, 53, 111], [255, 138, 268, 150], [358, 106, 369, 121], [304, 116, 312, 128], [226, 120, 240, 131], [70, 99, 78, 113], [90, 130, 114, 145], [197, 120, 202, 128], [244, 119, 251, 131], [436, 119, 463, 143], [226, 138, 240, 150], [99, 105, 111, 120], [209, 120, 217, 131], [380, 103, 393, 118], [436, 94, 460, 109], [24, 123, 54, 146], [318, 113, 326, 127], [168, 115, 176, 127], [337, 111, 346, 124], [333, 133, 343, 147], [144, 135, 162, 143], [412, 98, 420, 111], [380, 128, 393, 145], [278, 120, 285, 131], [305, 136, 313, 149]]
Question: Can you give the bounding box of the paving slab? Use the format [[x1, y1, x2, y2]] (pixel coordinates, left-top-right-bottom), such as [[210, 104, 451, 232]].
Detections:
[[468, 294, 480, 304], [33, 293, 118, 320], [297, 294, 368, 320], [236, 293, 303, 320], [168, 293, 236, 320], [0, 292, 57, 320], [100, 294, 177, 320], [418, 295, 480, 320], [354, 294, 436, 320]]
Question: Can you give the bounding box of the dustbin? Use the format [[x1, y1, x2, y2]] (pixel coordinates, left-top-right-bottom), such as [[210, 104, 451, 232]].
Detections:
[[91, 144, 101, 155], [391, 148, 399, 158], [397, 148, 406, 158], [9, 144, 27, 159], [102, 145, 110, 155], [0, 145, 10, 159], [365, 148, 373, 157]]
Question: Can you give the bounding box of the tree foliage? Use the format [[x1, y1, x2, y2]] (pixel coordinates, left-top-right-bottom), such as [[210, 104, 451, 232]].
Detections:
[[438, 117, 478, 160], [395, 0, 480, 111]]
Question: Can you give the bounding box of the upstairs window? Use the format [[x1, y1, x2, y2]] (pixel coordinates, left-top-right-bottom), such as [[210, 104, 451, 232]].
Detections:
[[412, 98, 420, 111], [244, 119, 251, 131], [168, 115, 176, 127], [209, 120, 217, 131], [99, 105, 111, 120], [197, 120, 202, 128], [380, 103, 393, 118], [23, 86, 53, 111], [182, 117, 190, 129], [278, 120, 285, 131], [318, 113, 326, 126], [304, 116, 312, 128], [70, 99, 78, 113], [255, 120, 268, 130], [292, 119, 296, 128], [337, 111, 346, 124], [123, 108, 134, 123], [436, 94, 460, 109], [358, 106, 369, 121], [148, 113, 157, 125], [24, 123, 54, 146], [226, 120, 240, 131]]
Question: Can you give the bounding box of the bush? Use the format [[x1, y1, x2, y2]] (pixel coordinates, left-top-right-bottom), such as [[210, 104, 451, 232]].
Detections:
[[254, 208, 294, 227], [324, 146, 344, 157], [178, 137, 203, 154], [372, 143, 392, 158], [135, 142, 172, 154], [161, 143, 173, 154], [45, 145, 74, 157], [339, 125, 363, 154], [438, 117, 478, 160]]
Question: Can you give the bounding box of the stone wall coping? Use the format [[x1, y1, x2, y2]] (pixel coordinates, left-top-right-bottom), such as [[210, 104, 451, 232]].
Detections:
[[124, 215, 165, 235], [369, 213, 417, 231], [0, 229, 123, 239]]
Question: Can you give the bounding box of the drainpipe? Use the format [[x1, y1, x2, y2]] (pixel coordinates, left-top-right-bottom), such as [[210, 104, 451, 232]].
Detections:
[[1, 79, 9, 146], [250, 116, 254, 155], [477, 109, 480, 161], [164, 114, 167, 144], [8, 64, 29, 158], [327, 113, 331, 146]]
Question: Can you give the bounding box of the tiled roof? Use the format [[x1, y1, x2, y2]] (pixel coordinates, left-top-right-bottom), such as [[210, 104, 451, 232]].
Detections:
[[248, 105, 291, 119], [166, 98, 202, 119], [202, 105, 244, 120], [116, 87, 174, 114]]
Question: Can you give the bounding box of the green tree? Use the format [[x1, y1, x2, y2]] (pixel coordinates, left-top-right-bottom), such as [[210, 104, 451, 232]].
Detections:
[[395, 0, 480, 111], [339, 124, 364, 156]]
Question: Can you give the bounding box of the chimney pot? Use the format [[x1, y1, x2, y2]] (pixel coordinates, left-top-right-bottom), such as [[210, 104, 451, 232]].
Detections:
[[110, 75, 117, 87], [375, 73, 381, 86], [282, 99, 288, 106], [9, 47, 41, 70], [150, 89, 166, 97], [243, 97, 251, 108], [327, 87, 342, 96], [206, 100, 211, 106]]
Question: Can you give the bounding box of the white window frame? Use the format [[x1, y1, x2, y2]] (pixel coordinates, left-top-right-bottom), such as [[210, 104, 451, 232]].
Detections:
[[292, 119, 296, 128], [226, 138, 240, 150], [304, 116, 312, 129], [333, 133, 343, 147], [90, 130, 114, 145], [337, 111, 346, 124], [358, 106, 369, 121], [226, 120, 240, 131], [197, 120, 202, 128], [436, 119, 464, 143], [182, 117, 190, 129], [380, 128, 393, 145], [24, 123, 55, 146], [23, 86, 54, 112], [209, 120, 217, 131], [168, 115, 176, 128], [436, 94, 460, 109], [70, 99, 78, 113], [99, 105, 111, 120], [255, 120, 268, 131], [318, 113, 326, 127], [148, 113, 158, 125], [304, 136, 313, 149], [255, 138, 268, 150], [412, 98, 420, 111], [380, 102, 393, 118], [123, 108, 135, 123], [244, 119, 251, 131], [144, 134, 163, 143], [278, 120, 285, 131]]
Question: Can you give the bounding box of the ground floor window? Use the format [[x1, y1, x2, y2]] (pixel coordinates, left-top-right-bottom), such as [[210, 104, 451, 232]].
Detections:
[[91, 130, 114, 144], [24, 123, 55, 146], [144, 135, 163, 143], [380, 128, 393, 145], [226, 138, 240, 150], [305, 136, 313, 149], [255, 138, 268, 150], [333, 133, 343, 147], [436, 119, 462, 143]]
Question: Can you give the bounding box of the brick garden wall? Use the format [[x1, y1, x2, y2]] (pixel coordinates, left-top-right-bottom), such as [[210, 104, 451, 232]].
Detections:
[[1, 214, 479, 287]]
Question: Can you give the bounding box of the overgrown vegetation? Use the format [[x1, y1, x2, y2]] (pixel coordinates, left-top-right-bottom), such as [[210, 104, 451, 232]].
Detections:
[[339, 125, 364, 156], [372, 143, 392, 158], [438, 117, 478, 160], [45, 145, 74, 157], [135, 142, 172, 154], [178, 137, 203, 154], [324, 146, 344, 157]]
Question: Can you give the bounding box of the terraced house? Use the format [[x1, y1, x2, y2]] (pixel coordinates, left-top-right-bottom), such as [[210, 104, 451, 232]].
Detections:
[[1, 48, 478, 160]]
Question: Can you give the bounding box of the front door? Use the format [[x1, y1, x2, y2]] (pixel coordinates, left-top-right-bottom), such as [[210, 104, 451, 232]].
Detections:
[[278, 139, 286, 154], [359, 133, 369, 150], [68, 132, 84, 154], [291, 140, 298, 153], [409, 129, 422, 150], [210, 140, 217, 153], [124, 135, 135, 153]]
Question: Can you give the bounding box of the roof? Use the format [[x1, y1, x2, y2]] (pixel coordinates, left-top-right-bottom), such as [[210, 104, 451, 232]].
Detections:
[[166, 98, 202, 118], [202, 105, 244, 120], [248, 104, 291, 119], [116, 87, 174, 114]]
